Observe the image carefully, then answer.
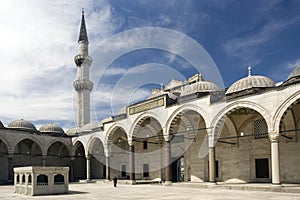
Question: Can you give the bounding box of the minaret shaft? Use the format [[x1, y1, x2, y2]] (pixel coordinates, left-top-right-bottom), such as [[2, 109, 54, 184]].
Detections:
[[73, 10, 93, 127]]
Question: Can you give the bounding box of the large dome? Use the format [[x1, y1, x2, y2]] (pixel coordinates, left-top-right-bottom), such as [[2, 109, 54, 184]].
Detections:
[[226, 67, 275, 95], [288, 64, 300, 80], [39, 123, 65, 136], [7, 119, 37, 131], [181, 80, 219, 96]]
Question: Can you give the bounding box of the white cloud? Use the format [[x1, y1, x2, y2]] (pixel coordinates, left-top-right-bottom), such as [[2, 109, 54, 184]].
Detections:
[[0, 0, 119, 127], [223, 16, 300, 63]]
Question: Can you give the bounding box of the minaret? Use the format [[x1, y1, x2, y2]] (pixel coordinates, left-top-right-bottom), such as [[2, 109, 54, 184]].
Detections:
[[73, 9, 93, 127]]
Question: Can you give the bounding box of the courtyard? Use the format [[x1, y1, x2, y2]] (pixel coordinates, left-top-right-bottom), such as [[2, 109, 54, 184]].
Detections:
[[1, 182, 300, 200]]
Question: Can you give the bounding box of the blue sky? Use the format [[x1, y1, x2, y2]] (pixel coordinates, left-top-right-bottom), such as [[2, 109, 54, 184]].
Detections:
[[0, 0, 299, 130]]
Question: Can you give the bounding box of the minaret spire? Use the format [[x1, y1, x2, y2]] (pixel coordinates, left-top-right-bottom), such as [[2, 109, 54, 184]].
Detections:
[[73, 10, 93, 128], [78, 8, 89, 42]]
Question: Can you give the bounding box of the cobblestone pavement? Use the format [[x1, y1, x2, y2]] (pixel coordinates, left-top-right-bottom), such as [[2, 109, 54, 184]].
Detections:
[[1, 183, 300, 200]]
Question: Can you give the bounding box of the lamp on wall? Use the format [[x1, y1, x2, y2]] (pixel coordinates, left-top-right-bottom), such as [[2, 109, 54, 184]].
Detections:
[[240, 132, 244, 136]]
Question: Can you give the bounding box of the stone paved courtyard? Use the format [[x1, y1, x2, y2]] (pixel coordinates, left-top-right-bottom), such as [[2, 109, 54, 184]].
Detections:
[[1, 183, 300, 200]]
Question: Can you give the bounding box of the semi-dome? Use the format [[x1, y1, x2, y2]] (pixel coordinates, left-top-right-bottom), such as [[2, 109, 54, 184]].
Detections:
[[181, 78, 219, 97], [226, 67, 275, 95], [288, 64, 300, 80], [39, 123, 65, 136], [7, 119, 37, 131]]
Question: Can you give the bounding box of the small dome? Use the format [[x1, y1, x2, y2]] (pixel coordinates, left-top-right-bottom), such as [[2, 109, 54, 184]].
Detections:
[[164, 79, 184, 90], [66, 127, 78, 136], [181, 79, 219, 97], [39, 123, 65, 136], [7, 119, 37, 131], [288, 65, 300, 80], [226, 67, 275, 95]]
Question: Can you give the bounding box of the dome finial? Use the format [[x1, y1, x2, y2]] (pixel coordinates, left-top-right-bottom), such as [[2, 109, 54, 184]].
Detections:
[[248, 66, 252, 77]]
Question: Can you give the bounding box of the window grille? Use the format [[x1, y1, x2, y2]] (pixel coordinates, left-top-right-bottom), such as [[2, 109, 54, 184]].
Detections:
[[254, 119, 268, 139]]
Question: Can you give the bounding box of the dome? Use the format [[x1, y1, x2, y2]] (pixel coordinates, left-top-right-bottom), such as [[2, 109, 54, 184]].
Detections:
[[39, 123, 65, 136], [7, 119, 37, 131], [181, 79, 219, 97], [288, 64, 300, 80], [226, 67, 275, 95], [66, 127, 78, 136], [164, 79, 184, 90]]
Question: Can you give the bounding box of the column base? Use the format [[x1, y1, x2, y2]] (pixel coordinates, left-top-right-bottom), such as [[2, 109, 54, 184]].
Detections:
[[163, 181, 172, 186], [208, 181, 217, 185]]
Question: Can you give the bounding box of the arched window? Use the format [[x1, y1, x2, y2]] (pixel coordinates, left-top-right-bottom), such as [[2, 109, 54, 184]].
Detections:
[[28, 175, 32, 185], [54, 174, 65, 185], [37, 174, 48, 186]]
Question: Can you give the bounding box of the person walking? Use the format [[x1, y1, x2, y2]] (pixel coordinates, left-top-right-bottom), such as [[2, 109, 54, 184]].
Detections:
[[113, 176, 118, 187]]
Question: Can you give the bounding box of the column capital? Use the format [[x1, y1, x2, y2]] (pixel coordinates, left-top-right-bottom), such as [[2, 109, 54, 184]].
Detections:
[[269, 131, 280, 142], [86, 154, 91, 159], [128, 139, 133, 146]]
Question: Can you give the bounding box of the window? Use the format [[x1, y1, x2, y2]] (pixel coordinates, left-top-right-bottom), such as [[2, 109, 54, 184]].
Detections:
[[254, 119, 268, 139], [54, 174, 65, 185], [255, 158, 269, 178], [121, 165, 126, 178], [143, 164, 149, 178], [143, 141, 148, 149], [37, 174, 48, 186]]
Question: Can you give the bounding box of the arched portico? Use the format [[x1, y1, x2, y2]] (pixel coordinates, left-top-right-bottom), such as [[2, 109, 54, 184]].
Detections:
[[106, 126, 129, 181], [46, 141, 70, 167], [0, 139, 9, 183], [211, 103, 272, 184], [87, 137, 105, 179], [131, 116, 164, 182], [275, 92, 300, 183], [73, 141, 86, 180], [167, 108, 208, 183]]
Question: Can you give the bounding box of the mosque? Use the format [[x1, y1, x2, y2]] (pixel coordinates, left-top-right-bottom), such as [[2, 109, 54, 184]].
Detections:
[[0, 11, 300, 186]]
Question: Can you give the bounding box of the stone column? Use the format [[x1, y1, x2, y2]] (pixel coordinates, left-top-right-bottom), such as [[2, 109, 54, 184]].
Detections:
[[269, 131, 281, 185], [105, 156, 110, 180], [165, 140, 172, 185], [86, 154, 91, 181], [42, 155, 47, 167], [129, 144, 135, 184], [8, 155, 13, 182], [70, 156, 75, 182], [209, 147, 216, 183]]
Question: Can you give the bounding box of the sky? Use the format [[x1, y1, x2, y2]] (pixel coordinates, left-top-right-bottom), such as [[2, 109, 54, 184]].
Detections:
[[0, 0, 300, 130]]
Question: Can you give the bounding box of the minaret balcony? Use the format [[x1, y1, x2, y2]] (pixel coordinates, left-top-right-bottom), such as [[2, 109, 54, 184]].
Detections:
[[73, 79, 93, 91], [74, 54, 92, 66]]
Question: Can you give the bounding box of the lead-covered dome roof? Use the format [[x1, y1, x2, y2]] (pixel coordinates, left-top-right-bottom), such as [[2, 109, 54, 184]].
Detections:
[[7, 119, 37, 131], [39, 123, 65, 136], [288, 64, 300, 80], [181, 75, 219, 96], [226, 67, 275, 95]]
